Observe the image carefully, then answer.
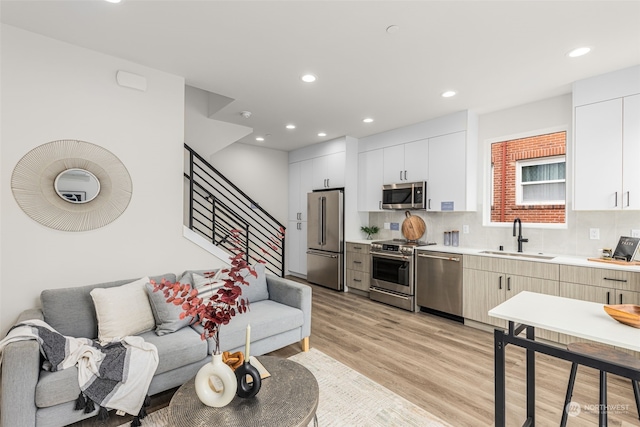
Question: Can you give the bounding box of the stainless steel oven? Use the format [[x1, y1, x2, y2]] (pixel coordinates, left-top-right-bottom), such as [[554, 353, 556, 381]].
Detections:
[[369, 240, 419, 311]]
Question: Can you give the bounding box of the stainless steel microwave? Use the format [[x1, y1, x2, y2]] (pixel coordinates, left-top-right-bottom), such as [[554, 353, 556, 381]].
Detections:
[[382, 181, 426, 210]]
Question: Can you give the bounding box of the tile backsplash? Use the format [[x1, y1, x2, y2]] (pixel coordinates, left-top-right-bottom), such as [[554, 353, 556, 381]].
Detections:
[[368, 205, 640, 258]]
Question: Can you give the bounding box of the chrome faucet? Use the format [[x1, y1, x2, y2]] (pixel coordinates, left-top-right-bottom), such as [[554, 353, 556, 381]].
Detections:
[[513, 218, 528, 253]]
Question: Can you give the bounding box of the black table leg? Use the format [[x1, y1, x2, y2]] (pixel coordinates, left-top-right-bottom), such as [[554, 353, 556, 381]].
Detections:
[[599, 370, 607, 426], [495, 328, 506, 427], [526, 326, 535, 424]]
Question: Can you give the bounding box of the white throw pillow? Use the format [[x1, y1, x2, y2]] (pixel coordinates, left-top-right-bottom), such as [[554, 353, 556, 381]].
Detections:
[[90, 276, 155, 343]]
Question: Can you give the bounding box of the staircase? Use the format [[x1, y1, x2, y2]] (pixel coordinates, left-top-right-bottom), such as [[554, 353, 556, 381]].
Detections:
[[184, 144, 286, 277]]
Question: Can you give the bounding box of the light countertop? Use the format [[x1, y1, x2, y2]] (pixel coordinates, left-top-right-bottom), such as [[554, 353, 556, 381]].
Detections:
[[414, 244, 640, 272]]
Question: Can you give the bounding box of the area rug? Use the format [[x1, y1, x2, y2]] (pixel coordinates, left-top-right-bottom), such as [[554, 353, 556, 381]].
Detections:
[[118, 348, 451, 426]]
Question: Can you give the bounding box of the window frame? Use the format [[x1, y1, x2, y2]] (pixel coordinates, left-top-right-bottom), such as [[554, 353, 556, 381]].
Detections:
[[515, 155, 566, 206], [483, 125, 569, 229]]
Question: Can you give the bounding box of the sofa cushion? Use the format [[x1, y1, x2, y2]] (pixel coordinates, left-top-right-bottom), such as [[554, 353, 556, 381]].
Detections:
[[138, 327, 207, 375], [35, 367, 80, 408], [41, 273, 175, 339], [192, 299, 304, 354], [90, 277, 156, 343], [239, 263, 269, 303], [145, 282, 195, 336]]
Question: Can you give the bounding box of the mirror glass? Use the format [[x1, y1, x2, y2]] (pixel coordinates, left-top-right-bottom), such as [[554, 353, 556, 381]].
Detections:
[[54, 168, 101, 203]]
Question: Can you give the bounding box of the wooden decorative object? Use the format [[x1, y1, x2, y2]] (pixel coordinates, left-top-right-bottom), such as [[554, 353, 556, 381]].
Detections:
[[401, 211, 426, 241], [603, 304, 640, 328]]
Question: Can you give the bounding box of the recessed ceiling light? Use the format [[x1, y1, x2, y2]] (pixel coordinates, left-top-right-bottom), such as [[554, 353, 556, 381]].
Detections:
[[567, 47, 591, 58], [301, 74, 317, 83], [286, 124, 296, 130], [318, 132, 327, 137], [104, 0, 121, 3], [363, 118, 374, 123], [441, 91, 456, 98], [255, 137, 265, 142], [386, 25, 399, 34]]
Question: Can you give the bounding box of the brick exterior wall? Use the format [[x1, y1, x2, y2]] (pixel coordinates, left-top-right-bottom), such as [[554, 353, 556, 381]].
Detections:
[[491, 131, 566, 223]]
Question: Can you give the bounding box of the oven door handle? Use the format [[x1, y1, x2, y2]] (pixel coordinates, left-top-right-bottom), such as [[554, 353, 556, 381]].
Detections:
[[369, 287, 411, 300], [417, 253, 460, 262], [371, 252, 410, 261]]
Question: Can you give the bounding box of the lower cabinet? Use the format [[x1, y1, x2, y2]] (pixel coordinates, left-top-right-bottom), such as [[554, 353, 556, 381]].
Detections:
[[345, 242, 370, 292], [463, 255, 559, 341]]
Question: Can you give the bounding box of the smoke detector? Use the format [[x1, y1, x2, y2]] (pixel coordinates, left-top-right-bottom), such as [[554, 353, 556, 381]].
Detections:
[[240, 111, 252, 119]]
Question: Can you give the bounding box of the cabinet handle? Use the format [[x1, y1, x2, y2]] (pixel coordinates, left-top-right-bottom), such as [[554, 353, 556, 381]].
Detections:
[[353, 261, 362, 264], [400, 171, 403, 181], [353, 246, 362, 250], [507, 277, 511, 291], [620, 293, 623, 304], [327, 178, 330, 188], [404, 170, 407, 180], [354, 278, 362, 282], [627, 191, 630, 207], [604, 277, 627, 283], [615, 191, 618, 207], [606, 291, 610, 305], [498, 276, 503, 290], [379, 200, 382, 210], [428, 199, 431, 210]]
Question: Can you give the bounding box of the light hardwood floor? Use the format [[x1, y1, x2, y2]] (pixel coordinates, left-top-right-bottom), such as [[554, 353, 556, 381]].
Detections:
[[72, 279, 640, 426]]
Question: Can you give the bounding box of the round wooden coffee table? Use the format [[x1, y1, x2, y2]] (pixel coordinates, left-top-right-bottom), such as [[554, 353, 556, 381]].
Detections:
[[168, 356, 319, 427]]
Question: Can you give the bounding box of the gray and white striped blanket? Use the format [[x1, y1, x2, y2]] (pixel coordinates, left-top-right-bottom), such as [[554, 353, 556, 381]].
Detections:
[[0, 319, 158, 420]]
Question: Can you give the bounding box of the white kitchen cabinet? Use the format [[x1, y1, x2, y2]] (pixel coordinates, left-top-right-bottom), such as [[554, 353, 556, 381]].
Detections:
[[357, 149, 384, 211], [286, 220, 307, 276], [382, 139, 428, 184], [427, 131, 468, 211], [312, 151, 345, 190], [623, 94, 640, 209], [574, 93, 640, 210], [288, 159, 313, 221]]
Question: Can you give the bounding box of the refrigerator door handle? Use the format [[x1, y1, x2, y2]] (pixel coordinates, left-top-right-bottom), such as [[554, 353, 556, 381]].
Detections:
[[317, 197, 323, 245], [306, 250, 338, 258], [321, 196, 327, 245]]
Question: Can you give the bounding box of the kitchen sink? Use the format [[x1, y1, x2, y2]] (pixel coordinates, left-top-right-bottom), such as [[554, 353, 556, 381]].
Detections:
[[479, 250, 556, 260]]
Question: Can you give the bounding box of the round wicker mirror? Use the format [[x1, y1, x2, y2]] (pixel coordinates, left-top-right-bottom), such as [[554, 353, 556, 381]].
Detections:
[[11, 140, 132, 231]]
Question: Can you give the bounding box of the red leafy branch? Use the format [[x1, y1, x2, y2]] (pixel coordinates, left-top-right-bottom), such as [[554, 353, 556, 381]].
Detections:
[[151, 228, 283, 354]]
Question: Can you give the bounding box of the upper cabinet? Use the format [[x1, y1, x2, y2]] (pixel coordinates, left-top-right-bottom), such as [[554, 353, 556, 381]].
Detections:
[[288, 159, 313, 221], [428, 131, 469, 211], [382, 139, 428, 184], [358, 149, 384, 211], [358, 110, 477, 212], [573, 66, 640, 210], [312, 151, 346, 189]]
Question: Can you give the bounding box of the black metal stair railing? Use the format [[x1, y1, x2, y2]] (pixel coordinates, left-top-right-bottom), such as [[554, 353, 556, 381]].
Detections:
[[184, 144, 285, 277]]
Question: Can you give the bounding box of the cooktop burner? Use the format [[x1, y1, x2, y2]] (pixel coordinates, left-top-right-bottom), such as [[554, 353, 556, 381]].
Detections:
[[374, 239, 435, 247]]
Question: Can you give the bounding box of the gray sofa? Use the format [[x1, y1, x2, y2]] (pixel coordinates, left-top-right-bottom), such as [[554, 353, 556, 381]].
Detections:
[[0, 269, 312, 427]]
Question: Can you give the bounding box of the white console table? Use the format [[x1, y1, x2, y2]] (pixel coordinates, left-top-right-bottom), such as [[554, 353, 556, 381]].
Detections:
[[489, 291, 640, 427]]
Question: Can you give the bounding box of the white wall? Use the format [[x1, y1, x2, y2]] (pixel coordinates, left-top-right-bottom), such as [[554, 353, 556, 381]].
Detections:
[[207, 142, 289, 226], [0, 25, 222, 336], [370, 93, 640, 257]]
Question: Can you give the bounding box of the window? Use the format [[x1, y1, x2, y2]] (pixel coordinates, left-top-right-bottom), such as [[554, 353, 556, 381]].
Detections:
[[516, 156, 566, 205], [490, 131, 566, 224]]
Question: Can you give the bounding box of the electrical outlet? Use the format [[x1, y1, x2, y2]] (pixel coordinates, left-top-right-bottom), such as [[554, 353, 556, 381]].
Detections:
[[631, 229, 640, 238], [463, 225, 470, 234], [589, 228, 600, 240], [384, 222, 390, 230]]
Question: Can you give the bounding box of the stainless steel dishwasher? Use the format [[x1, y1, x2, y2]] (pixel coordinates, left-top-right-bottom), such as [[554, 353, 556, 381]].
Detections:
[[415, 250, 463, 318]]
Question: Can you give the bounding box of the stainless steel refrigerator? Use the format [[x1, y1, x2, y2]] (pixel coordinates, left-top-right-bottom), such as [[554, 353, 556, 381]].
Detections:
[[306, 189, 344, 291]]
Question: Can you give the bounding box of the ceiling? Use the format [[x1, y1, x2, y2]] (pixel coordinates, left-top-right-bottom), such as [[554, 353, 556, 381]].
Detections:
[[2, 1, 639, 152]]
